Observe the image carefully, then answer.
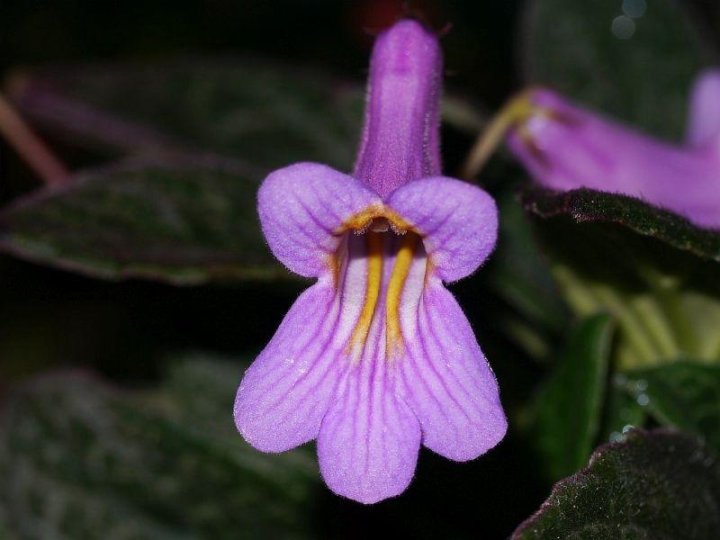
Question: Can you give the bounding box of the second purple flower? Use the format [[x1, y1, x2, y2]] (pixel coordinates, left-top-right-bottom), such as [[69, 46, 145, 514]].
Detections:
[[506, 71, 720, 230]]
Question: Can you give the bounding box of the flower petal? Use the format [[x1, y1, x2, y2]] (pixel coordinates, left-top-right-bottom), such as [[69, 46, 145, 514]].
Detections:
[[234, 282, 346, 452], [317, 347, 421, 504], [387, 177, 498, 282], [399, 282, 507, 461], [507, 89, 647, 193], [258, 162, 380, 277], [687, 68, 720, 148]]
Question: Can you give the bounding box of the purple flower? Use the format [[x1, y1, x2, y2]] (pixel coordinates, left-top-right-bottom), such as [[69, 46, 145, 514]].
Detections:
[[233, 19, 507, 504], [506, 70, 720, 229]]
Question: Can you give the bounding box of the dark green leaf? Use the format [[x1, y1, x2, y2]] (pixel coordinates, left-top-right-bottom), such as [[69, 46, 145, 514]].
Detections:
[[0, 161, 289, 284], [3, 60, 488, 284], [532, 315, 614, 479], [598, 373, 646, 443], [10, 59, 364, 171], [522, 0, 706, 139], [8, 59, 485, 171], [513, 429, 720, 540], [624, 361, 720, 451], [489, 191, 567, 337], [0, 356, 320, 539], [524, 187, 720, 369], [525, 187, 720, 263]]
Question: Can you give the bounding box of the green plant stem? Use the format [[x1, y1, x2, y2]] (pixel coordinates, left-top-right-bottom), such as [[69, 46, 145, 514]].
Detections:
[[592, 285, 659, 367], [552, 265, 659, 367], [641, 269, 700, 356]]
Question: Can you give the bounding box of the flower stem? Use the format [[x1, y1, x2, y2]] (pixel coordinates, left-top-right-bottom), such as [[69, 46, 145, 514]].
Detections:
[[0, 93, 70, 186], [460, 89, 536, 179]]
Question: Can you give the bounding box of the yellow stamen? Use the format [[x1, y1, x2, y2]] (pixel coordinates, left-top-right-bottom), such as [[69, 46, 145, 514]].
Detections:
[[349, 232, 384, 359], [385, 234, 419, 358], [460, 88, 552, 179]]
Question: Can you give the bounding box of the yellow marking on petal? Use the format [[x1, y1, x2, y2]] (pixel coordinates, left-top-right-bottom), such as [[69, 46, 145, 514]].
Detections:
[[337, 206, 428, 362], [327, 250, 341, 288], [336, 205, 417, 236], [348, 231, 384, 361], [424, 256, 435, 287], [385, 234, 419, 359]]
